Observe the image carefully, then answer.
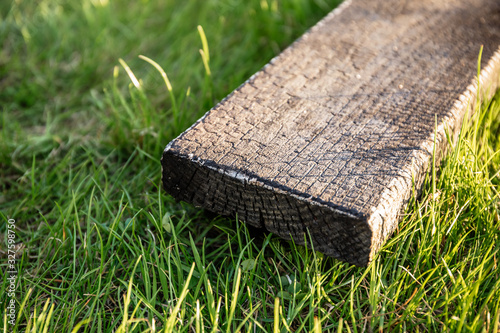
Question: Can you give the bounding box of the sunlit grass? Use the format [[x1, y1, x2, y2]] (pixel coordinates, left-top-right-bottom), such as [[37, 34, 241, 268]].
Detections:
[[1, 0, 500, 332]]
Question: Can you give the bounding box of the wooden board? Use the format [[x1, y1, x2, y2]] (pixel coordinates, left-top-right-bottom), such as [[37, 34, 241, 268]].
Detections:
[[162, 0, 500, 266]]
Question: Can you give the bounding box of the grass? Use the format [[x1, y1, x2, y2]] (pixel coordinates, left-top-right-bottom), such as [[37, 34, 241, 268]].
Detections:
[[1, 0, 500, 331]]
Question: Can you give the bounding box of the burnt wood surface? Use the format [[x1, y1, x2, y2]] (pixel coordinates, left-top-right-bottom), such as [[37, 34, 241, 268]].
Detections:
[[162, 0, 500, 266]]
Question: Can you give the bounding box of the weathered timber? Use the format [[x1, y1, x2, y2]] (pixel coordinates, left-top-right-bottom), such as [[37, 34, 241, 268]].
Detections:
[[162, 0, 500, 266]]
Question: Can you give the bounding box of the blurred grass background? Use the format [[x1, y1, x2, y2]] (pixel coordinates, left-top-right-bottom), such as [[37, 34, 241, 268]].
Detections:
[[1, 0, 500, 332]]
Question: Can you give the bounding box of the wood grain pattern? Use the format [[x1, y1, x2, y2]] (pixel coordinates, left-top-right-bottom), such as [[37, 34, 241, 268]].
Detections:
[[162, 0, 500, 266]]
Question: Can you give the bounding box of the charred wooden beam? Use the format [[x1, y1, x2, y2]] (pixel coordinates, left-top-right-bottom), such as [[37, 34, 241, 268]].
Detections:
[[162, 0, 500, 266]]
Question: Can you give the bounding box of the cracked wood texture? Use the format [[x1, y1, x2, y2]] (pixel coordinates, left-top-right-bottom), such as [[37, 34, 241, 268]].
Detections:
[[162, 0, 500, 266]]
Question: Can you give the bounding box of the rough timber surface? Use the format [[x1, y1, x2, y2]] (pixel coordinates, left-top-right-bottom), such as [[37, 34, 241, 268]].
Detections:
[[162, 0, 500, 266]]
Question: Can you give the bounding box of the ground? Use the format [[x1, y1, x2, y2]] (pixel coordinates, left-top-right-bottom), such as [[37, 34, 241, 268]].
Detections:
[[1, 0, 499, 331]]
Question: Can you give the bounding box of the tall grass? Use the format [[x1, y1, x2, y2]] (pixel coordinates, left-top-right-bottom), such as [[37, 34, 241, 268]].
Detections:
[[1, 0, 499, 332]]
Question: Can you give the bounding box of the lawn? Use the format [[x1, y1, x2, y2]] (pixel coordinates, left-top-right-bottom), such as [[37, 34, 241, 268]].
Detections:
[[1, 0, 500, 332]]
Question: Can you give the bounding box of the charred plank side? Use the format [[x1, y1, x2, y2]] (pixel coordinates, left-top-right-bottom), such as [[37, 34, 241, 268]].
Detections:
[[162, 0, 500, 266]]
